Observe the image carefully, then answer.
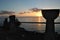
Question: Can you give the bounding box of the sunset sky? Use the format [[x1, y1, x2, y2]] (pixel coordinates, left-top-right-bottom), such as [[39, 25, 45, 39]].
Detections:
[[0, 0, 60, 12], [0, 0, 60, 32]]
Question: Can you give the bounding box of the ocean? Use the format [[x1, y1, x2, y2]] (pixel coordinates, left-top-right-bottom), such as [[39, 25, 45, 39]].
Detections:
[[0, 16, 60, 33]]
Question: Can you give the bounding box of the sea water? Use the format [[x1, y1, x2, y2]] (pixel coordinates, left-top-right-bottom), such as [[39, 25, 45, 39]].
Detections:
[[0, 16, 60, 33]]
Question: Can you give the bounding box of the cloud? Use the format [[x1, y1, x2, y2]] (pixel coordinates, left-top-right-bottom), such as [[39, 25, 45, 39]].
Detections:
[[0, 11, 15, 14], [29, 8, 41, 12], [0, 11, 15, 16]]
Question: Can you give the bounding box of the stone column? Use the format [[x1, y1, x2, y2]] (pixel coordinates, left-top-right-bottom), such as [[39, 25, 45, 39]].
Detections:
[[42, 9, 59, 40], [9, 15, 16, 32]]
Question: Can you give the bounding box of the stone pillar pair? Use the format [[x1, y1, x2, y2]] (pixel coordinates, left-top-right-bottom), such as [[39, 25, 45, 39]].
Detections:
[[3, 15, 19, 32]]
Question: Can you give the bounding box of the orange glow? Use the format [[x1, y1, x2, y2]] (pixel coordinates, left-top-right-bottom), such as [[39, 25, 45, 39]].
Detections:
[[35, 11, 42, 16], [15, 10, 42, 17]]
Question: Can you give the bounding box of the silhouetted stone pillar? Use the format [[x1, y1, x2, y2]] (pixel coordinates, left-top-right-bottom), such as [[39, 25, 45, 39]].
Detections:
[[3, 18, 9, 30], [42, 9, 59, 40], [9, 15, 16, 32]]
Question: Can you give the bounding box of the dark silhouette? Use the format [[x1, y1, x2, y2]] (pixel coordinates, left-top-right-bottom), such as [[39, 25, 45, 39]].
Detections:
[[8, 15, 21, 32], [9, 15, 21, 27], [3, 18, 9, 31], [3, 15, 21, 32], [0, 9, 60, 40], [42, 9, 59, 40]]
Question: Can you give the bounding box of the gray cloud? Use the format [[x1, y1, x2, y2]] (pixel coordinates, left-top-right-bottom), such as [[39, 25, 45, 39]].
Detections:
[[29, 8, 41, 12], [0, 11, 15, 15]]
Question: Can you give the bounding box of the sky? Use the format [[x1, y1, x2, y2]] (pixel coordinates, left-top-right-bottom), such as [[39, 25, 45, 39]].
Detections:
[[0, 0, 60, 12]]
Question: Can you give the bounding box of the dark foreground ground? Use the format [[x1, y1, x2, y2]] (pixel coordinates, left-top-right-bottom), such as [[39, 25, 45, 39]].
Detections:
[[0, 26, 60, 40], [0, 15, 60, 40]]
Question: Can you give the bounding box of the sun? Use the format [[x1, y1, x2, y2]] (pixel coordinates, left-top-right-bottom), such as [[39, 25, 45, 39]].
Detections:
[[36, 11, 42, 16]]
